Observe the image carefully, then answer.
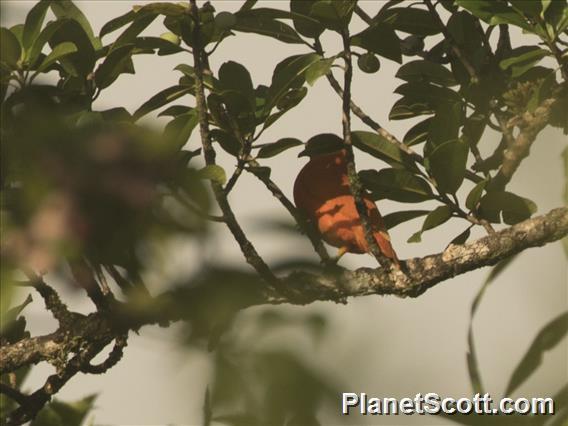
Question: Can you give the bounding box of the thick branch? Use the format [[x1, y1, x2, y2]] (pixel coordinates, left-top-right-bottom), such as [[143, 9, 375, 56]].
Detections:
[[490, 96, 558, 191], [2, 208, 566, 378]]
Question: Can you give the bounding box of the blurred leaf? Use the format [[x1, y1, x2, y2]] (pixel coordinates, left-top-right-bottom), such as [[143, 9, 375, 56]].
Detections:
[[478, 191, 537, 224], [352, 131, 417, 171], [305, 57, 334, 86], [500, 47, 549, 78], [383, 209, 429, 230], [257, 138, 302, 158], [505, 311, 568, 396], [0, 294, 32, 337], [22, 0, 50, 53], [408, 205, 452, 243], [360, 168, 434, 203], [32, 394, 97, 426], [351, 22, 401, 63], [233, 9, 305, 44], [35, 41, 78, 73], [198, 165, 227, 185], [378, 7, 441, 36], [158, 105, 191, 117], [1, 27, 22, 67], [403, 118, 431, 146], [396, 60, 457, 87], [467, 255, 519, 395], [427, 138, 469, 194], [134, 85, 192, 120]]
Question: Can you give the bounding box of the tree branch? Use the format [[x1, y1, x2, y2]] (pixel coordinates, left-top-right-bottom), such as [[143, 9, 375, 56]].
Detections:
[[3, 207, 566, 380], [490, 95, 559, 191], [188, 0, 280, 290], [339, 30, 393, 268]]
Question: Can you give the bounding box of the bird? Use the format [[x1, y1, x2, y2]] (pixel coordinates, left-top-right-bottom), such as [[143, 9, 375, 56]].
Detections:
[[293, 134, 399, 264]]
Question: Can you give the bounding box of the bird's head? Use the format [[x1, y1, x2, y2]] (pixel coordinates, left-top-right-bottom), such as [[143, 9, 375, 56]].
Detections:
[[298, 134, 345, 158]]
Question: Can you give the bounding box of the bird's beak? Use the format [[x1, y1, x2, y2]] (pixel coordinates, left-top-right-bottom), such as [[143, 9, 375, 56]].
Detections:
[[297, 148, 308, 158]]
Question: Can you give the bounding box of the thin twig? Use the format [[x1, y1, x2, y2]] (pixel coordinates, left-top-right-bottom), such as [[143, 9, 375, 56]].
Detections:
[[424, 0, 479, 83], [339, 30, 393, 268], [244, 160, 331, 263], [188, 0, 281, 289]]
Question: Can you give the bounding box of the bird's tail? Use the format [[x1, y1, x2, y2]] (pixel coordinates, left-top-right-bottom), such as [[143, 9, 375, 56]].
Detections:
[[374, 230, 399, 265]]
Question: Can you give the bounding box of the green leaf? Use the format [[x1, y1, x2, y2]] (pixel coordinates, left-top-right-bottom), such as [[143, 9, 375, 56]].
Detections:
[[305, 57, 334, 86], [455, 0, 532, 30], [100, 10, 138, 38], [290, 0, 325, 38], [211, 129, 241, 156], [22, 0, 50, 53], [408, 205, 453, 243], [257, 138, 303, 158], [465, 179, 488, 210], [478, 191, 537, 224], [352, 131, 417, 171], [427, 138, 469, 194], [134, 85, 192, 120], [360, 168, 434, 203], [158, 105, 191, 117], [94, 44, 135, 89], [36, 41, 78, 74], [403, 118, 432, 146], [351, 22, 402, 63], [111, 13, 158, 53], [396, 60, 457, 87], [499, 47, 549, 78], [197, 165, 227, 185], [467, 255, 519, 396], [265, 53, 321, 112], [163, 111, 198, 150], [32, 394, 97, 426], [310, 0, 356, 32], [233, 9, 305, 44], [47, 19, 96, 78], [450, 227, 471, 245], [389, 96, 434, 120], [378, 7, 441, 36], [50, 1, 101, 50], [1, 27, 22, 67], [395, 82, 463, 107], [505, 311, 568, 396], [218, 61, 255, 104], [383, 210, 429, 230]]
